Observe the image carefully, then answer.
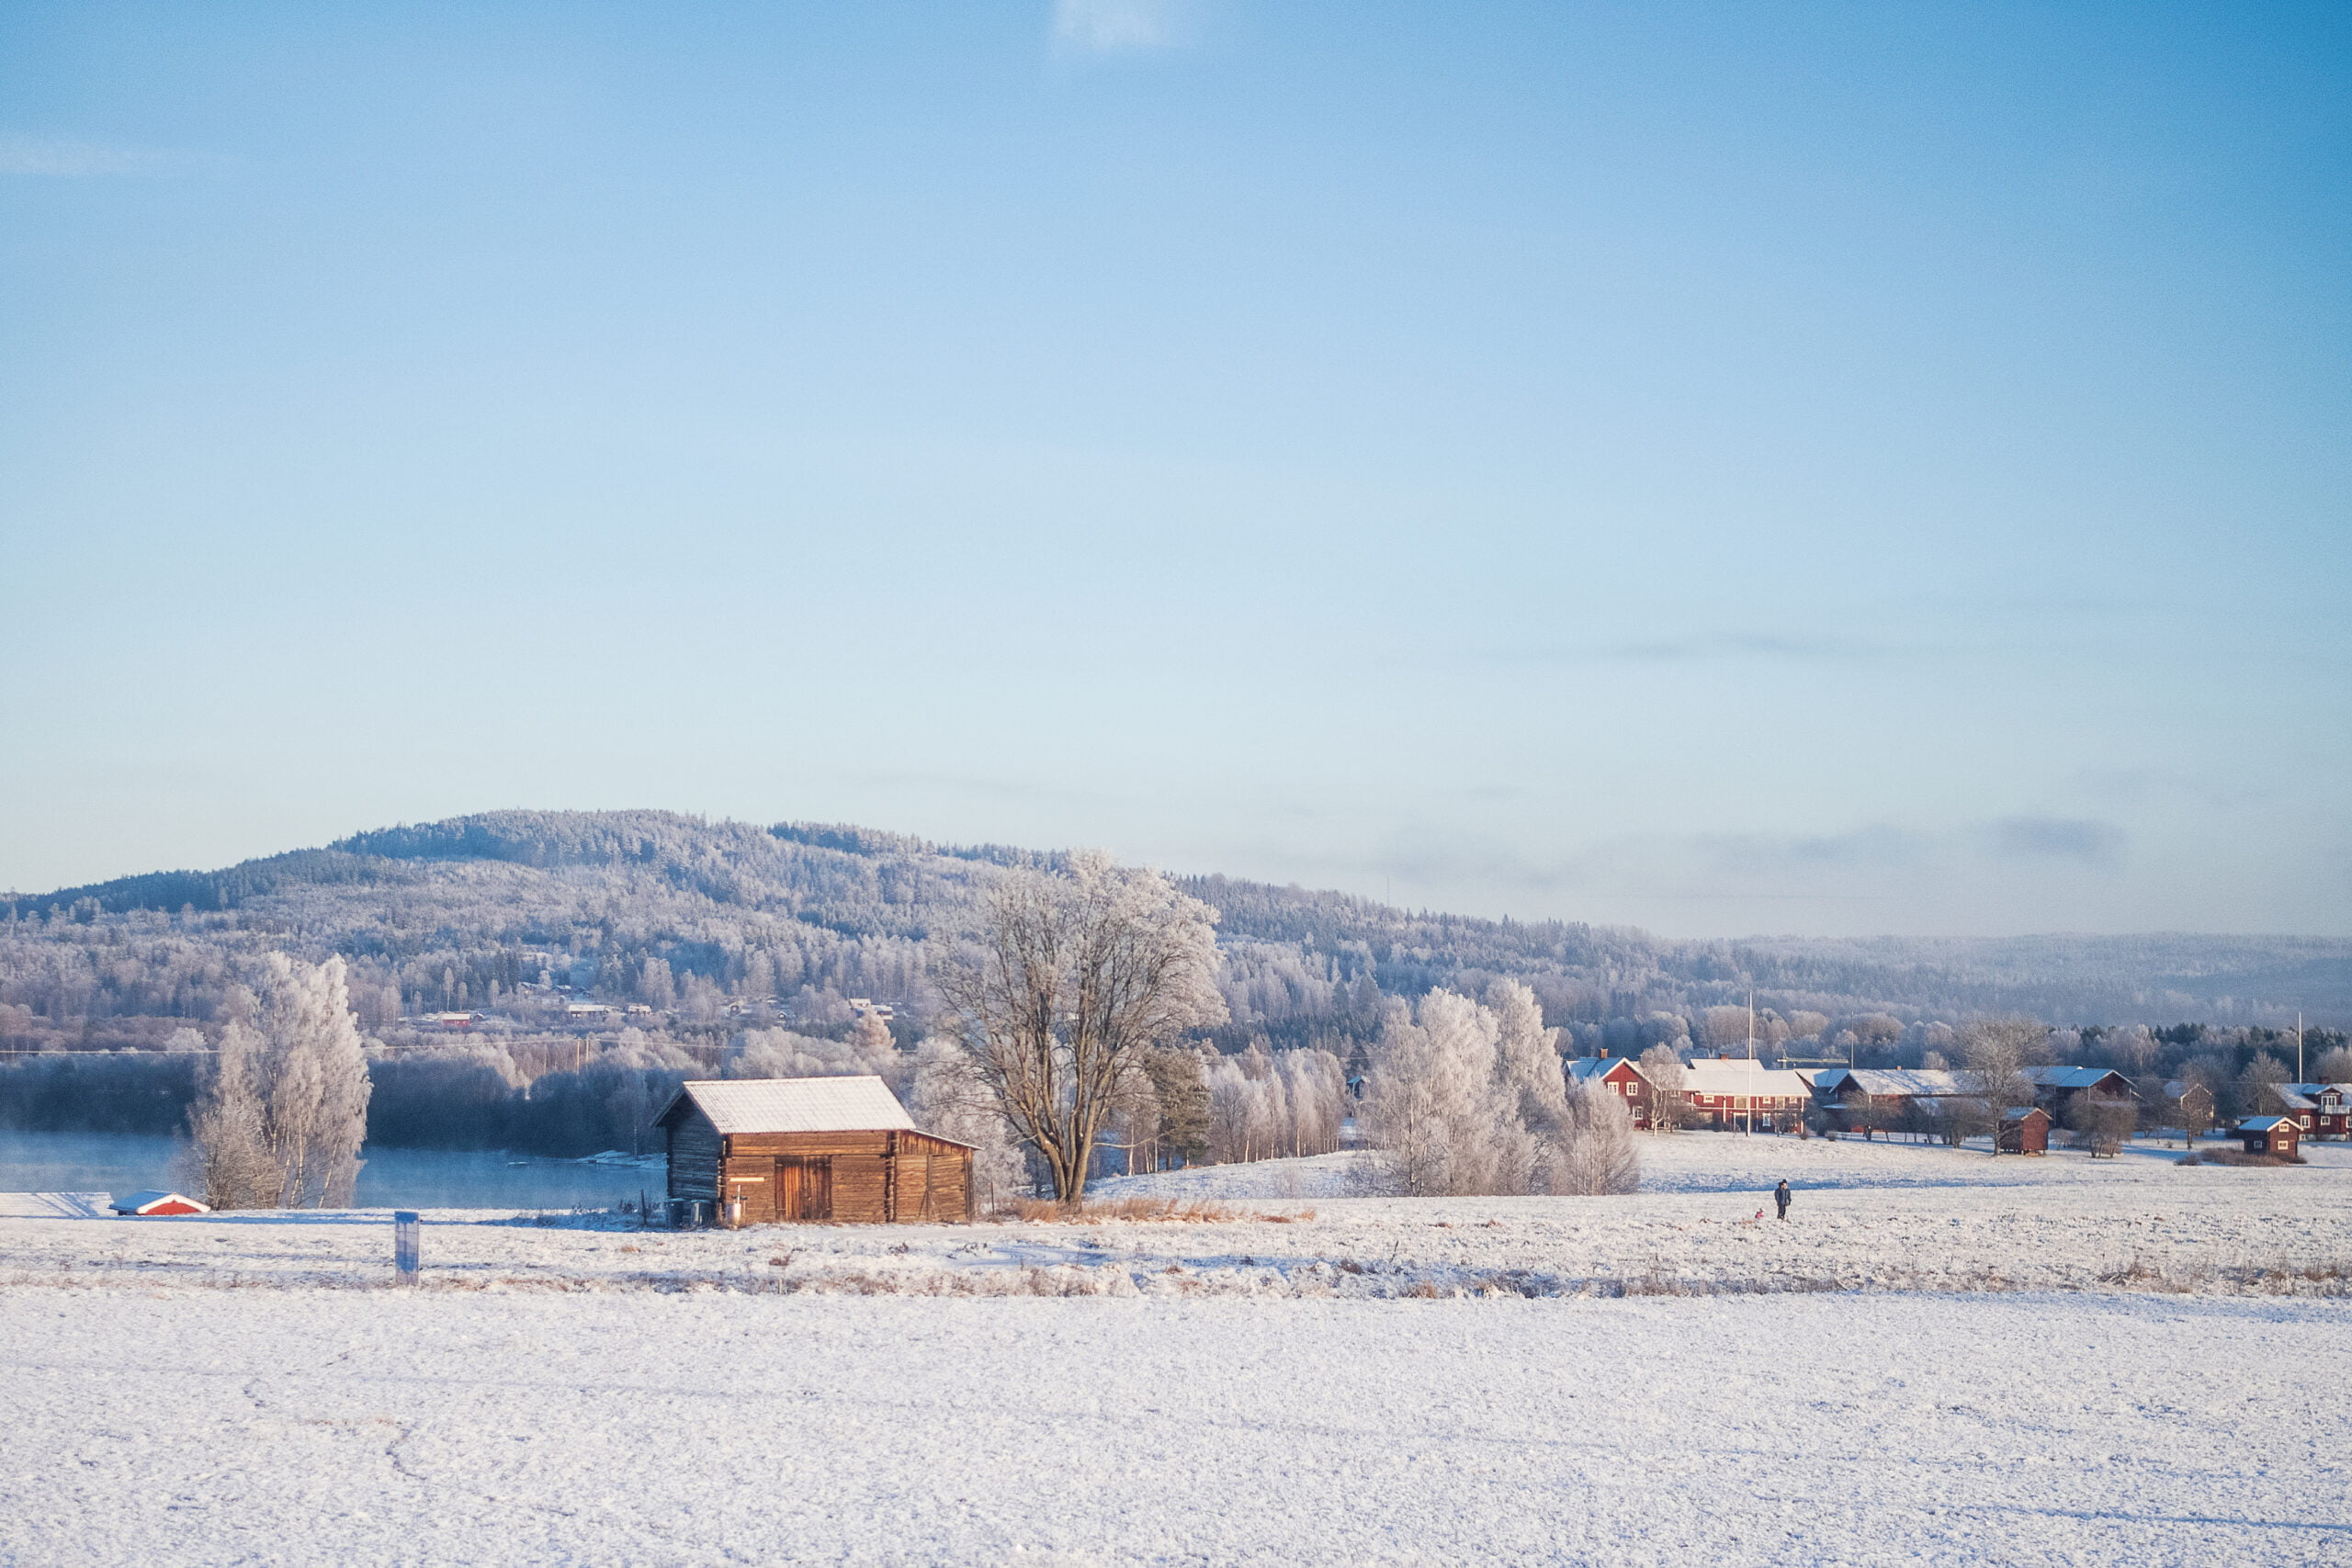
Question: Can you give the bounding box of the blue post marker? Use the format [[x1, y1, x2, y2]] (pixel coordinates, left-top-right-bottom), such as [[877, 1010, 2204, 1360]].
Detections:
[[393, 1211, 421, 1284]]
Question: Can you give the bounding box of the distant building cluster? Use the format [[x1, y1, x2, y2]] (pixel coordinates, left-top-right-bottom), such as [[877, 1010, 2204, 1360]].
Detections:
[[1563, 1053, 2344, 1156]]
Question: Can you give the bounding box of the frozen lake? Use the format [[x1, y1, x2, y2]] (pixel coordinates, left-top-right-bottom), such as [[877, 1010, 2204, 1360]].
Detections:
[[0, 1130, 662, 1211]]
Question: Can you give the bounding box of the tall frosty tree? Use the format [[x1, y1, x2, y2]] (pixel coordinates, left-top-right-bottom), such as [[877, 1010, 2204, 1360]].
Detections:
[[936, 853, 1226, 1202], [1362, 988, 1534, 1196], [188, 954, 371, 1208]]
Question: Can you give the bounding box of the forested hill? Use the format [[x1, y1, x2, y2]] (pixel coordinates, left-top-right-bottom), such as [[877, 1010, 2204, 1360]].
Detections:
[[5, 809, 2348, 1051]]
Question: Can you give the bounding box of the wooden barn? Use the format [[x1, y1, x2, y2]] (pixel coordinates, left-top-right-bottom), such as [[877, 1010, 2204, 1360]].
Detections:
[[658, 1077, 976, 1224], [1996, 1106, 2051, 1156], [2235, 1115, 2301, 1159]]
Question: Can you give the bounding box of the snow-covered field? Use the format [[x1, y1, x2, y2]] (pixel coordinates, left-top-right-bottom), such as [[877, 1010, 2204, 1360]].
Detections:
[[5, 1134, 2347, 1563]]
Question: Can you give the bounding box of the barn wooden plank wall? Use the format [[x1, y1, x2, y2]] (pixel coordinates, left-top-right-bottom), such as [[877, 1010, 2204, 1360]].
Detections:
[[664, 1110, 974, 1223]]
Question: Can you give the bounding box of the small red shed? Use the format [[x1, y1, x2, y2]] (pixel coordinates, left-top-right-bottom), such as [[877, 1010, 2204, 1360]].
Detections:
[[2236, 1116, 2301, 1159], [109, 1190, 210, 1216], [1996, 1106, 2051, 1156]]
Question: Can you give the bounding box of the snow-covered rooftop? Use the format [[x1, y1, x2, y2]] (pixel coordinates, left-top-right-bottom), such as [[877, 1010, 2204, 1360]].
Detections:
[[2020, 1066, 2124, 1089], [1681, 1060, 1811, 1099], [660, 1076, 918, 1135], [1838, 1068, 1970, 1099]]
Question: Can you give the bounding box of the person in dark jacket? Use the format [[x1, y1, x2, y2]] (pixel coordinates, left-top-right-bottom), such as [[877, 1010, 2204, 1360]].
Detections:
[[1773, 1179, 1791, 1220]]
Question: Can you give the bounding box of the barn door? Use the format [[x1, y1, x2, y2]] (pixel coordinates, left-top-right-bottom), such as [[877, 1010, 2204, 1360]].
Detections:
[[775, 1157, 833, 1222]]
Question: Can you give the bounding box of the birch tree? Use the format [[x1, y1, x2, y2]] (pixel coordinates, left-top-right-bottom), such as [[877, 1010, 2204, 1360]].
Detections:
[[935, 854, 1226, 1202], [188, 954, 371, 1208], [1550, 1082, 1642, 1195]]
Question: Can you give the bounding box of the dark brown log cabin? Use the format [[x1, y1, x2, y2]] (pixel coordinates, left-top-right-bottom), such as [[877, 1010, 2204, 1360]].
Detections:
[[658, 1077, 977, 1224]]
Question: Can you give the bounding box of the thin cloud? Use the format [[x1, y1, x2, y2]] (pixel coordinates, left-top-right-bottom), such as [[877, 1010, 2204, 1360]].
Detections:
[[1491, 633, 1902, 667], [1052, 0, 1193, 57], [1979, 816, 2127, 868], [0, 135, 203, 177]]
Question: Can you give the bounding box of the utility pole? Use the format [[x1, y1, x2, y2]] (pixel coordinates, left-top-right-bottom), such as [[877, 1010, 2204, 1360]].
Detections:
[[2297, 1011, 2305, 1083]]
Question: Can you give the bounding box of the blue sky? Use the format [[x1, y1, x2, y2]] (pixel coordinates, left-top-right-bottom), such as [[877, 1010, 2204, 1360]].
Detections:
[[3, 0, 2346, 936]]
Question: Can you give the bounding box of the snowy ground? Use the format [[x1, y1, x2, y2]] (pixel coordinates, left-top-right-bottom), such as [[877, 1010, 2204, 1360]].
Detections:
[[5, 1134, 2348, 1563], [6, 1289, 2346, 1564]]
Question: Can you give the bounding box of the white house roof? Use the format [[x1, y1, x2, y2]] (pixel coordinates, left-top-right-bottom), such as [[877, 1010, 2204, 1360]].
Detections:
[[2271, 1089, 2318, 1112], [659, 1076, 919, 1135], [1680, 1060, 1811, 1099], [1567, 1057, 1644, 1085], [2239, 1115, 2295, 1133]]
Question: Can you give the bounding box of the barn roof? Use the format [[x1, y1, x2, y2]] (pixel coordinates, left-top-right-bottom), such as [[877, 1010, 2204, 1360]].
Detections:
[[1841, 1068, 1970, 1099], [658, 1076, 919, 1135], [1681, 1060, 1811, 1098], [2238, 1115, 2295, 1133], [2020, 1066, 2125, 1089]]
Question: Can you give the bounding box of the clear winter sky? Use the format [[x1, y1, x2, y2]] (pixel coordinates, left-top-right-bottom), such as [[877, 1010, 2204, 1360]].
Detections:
[[3, 2, 2346, 938]]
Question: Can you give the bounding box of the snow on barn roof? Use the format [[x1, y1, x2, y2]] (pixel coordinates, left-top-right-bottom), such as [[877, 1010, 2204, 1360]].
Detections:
[[2020, 1066, 2122, 1089], [2238, 1115, 2296, 1133], [1838, 1068, 1971, 1099], [1567, 1056, 1643, 1084], [1680, 1059, 1811, 1098], [658, 1076, 919, 1135]]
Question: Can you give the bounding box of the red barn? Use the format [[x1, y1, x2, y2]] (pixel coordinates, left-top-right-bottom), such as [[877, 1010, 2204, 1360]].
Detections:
[[108, 1190, 209, 1216], [1996, 1106, 2051, 1156]]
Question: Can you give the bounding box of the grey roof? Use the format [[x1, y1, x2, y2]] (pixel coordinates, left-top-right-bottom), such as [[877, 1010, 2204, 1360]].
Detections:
[[661, 1076, 918, 1135]]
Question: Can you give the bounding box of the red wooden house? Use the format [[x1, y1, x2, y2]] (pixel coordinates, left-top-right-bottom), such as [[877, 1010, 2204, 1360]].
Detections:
[[2235, 1116, 2301, 1159], [1567, 1057, 1658, 1129], [1679, 1059, 1813, 1133], [2275, 1084, 2350, 1140]]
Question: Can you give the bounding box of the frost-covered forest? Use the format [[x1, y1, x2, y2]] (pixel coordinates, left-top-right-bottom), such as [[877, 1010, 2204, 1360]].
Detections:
[[2, 810, 2346, 1154]]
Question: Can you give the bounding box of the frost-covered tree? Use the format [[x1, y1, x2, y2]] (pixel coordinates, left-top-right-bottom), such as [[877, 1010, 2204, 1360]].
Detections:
[[1362, 989, 1534, 1196], [907, 1035, 1026, 1211], [935, 854, 1226, 1201], [187, 1021, 277, 1209], [1636, 1044, 1688, 1134], [1549, 1083, 1641, 1195], [188, 955, 370, 1207]]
